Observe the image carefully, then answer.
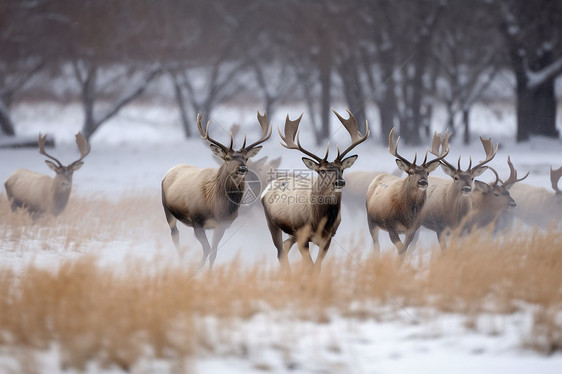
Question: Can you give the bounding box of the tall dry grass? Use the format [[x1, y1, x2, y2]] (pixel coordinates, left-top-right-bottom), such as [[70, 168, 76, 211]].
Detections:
[[0, 190, 164, 253], [1, 193, 561, 369]]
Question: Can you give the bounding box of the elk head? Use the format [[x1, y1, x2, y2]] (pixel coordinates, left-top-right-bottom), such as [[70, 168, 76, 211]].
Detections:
[[39, 132, 90, 192], [389, 128, 449, 190], [475, 157, 528, 211], [279, 109, 369, 192], [197, 112, 272, 182], [430, 132, 498, 196]]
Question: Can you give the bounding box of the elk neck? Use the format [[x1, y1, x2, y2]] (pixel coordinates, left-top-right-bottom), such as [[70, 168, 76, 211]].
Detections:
[[207, 163, 246, 218], [310, 176, 342, 235], [400, 177, 427, 218], [50, 175, 72, 216], [447, 186, 473, 225]]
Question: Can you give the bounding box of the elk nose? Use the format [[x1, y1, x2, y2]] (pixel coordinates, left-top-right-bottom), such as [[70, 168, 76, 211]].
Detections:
[[418, 179, 428, 188], [461, 186, 472, 194], [334, 179, 346, 189], [508, 200, 516, 209], [237, 165, 248, 174]]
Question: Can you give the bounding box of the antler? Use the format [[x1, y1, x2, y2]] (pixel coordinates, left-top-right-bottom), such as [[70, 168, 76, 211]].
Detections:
[[470, 136, 498, 173], [38, 133, 62, 167], [400, 128, 449, 167], [501, 156, 529, 188], [388, 128, 413, 166], [69, 132, 90, 167], [242, 111, 273, 151], [486, 166, 502, 187], [550, 165, 562, 194], [279, 113, 328, 163], [429, 131, 456, 170], [332, 109, 369, 162], [197, 113, 233, 153]]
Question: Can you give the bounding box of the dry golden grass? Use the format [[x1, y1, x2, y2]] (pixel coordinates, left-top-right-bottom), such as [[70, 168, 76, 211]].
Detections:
[[1, 193, 562, 369], [0, 190, 164, 253]]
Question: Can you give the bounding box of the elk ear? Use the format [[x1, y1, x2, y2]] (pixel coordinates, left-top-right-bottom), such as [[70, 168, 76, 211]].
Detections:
[[69, 162, 84, 171], [341, 155, 358, 170], [270, 156, 282, 169], [426, 161, 440, 173], [302, 157, 320, 171], [441, 163, 456, 178], [210, 144, 227, 159], [472, 166, 488, 177], [474, 180, 492, 193], [395, 159, 410, 172], [245, 146, 262, 158], [45, 160, 59, 171]]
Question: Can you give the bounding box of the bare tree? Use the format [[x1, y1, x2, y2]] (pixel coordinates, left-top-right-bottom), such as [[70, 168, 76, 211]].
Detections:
[[495, 0, 562, 141], [433, 0, 501, 144]]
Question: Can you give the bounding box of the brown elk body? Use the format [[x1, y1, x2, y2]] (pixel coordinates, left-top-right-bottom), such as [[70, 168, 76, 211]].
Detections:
[[261, 109, 368, 273], [4, 133, 90, 217], [366, 128, 449, 258], [501, 165, 562, 229], [421, 134, 497, 247], [161, 112, 271, 269]]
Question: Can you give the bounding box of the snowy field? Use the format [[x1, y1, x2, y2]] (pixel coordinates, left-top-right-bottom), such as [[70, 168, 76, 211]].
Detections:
[[1, 101, 561, 373]]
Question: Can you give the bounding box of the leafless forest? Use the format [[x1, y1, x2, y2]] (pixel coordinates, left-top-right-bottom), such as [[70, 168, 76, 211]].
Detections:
[[1, 0, 561, 145]]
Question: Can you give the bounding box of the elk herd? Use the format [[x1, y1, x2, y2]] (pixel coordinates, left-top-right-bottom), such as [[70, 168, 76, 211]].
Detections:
[[3, 110, 562, 272]]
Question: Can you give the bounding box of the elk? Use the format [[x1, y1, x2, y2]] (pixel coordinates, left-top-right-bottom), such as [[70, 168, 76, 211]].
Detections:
[[463, 158, 527, 232], [342, 170, 384, 213], [501, 164, 562, 229], [421, 133, 498, 247], [366, 128, 449, 258], [4, 133, 90, 218], [161, 112, 272, 269], [261, 109, 369, 273]]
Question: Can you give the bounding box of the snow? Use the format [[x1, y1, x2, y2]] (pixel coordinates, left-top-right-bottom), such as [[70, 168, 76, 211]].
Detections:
[[1, 100, 562, 373]]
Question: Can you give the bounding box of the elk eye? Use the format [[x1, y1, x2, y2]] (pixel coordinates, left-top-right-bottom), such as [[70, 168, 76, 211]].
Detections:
[[225, 156, 232, 161], [454, 177, 458, 180], [494, 192, 500, 197], [320, 170, 326, 175]]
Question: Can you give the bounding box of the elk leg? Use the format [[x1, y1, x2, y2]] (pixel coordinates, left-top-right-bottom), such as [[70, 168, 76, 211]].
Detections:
[[314, 237, 332, 274], [388, 230, 406, 259], [193, 225, 211, 268], [279, 236, 296, 272], [403, 231, 417, 256], [209, 225, 226, 270], [367, 216, 381, 255], [264, 211, 287, 266], [163, 206, 181, 253], [296, 241, 314, 271], [436, 229, 448, 250], [4, 184, 18, 212]]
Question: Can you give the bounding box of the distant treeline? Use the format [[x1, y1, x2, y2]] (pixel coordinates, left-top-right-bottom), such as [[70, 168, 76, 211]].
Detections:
[[1, 0, 561, 143]]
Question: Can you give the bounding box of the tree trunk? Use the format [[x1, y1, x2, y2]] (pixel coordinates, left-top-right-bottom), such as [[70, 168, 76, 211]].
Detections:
[[319, 68, 331, 145], [462, 107, 470, 145], [81, 66, 98, 140], [0, 100, 15, 136], [514, 73, 558, 141], [174, 83, 192, 138], [337, 55, 367, 134], [532, 78, 558, 137]]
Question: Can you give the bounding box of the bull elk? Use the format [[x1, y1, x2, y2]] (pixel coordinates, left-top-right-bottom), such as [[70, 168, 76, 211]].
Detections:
[[366, 128, 449, 258], [4, 133, 90, 218], [501, 164, 561, 229], [463, 157, 527, 232], [261, 109, 369, 273], [421, 133, 497, 247], [161, 112, 272, 269]]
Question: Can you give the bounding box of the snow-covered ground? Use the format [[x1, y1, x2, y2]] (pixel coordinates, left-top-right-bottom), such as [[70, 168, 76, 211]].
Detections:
[[1, 101, 561, 373]]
